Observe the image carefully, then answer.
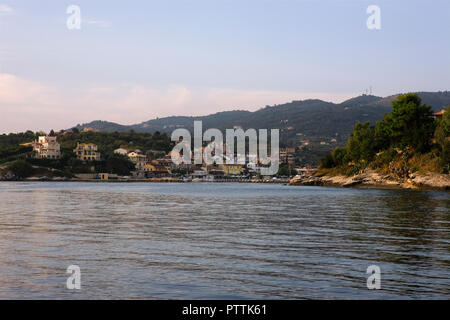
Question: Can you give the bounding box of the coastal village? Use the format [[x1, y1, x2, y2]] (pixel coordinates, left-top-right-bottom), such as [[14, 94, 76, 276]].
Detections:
[[21, 129, 311, 182], [0, 104, 448, 190]]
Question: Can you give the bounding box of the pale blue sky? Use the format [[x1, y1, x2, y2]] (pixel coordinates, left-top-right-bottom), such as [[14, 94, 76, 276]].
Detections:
[[0, 0, 449, 132]]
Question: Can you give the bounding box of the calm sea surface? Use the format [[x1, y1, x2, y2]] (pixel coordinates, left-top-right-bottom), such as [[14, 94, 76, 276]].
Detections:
[[0, 182, 448, 299]]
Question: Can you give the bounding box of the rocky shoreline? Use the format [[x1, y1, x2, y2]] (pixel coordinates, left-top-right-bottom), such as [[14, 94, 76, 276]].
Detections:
[[2, 167, 449, 190], [0, 172, 286, 184], [289, 169, 450, 191]]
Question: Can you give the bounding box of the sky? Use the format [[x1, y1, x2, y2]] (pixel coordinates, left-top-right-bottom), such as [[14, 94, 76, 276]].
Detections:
[[0, 0, 449, 133]]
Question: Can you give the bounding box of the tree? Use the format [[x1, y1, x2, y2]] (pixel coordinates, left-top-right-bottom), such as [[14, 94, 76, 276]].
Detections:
[[346, 122, 377, 162], [332, 147, 348, 166], [319, 153, 335, 169], [102, 154, 135, 175], [434, 106, 450, 171], [376, 93, 435, 153]]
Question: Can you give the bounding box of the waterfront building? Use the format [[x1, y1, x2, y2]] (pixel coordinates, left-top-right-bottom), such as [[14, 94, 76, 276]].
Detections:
[[142, 163, 157, 173], [143, 164, 169, 178], [209, 169, 224, 178], [73, 142, 101, 161], [279, 147, 295, 166], [127, 151, 147, 170], [155, 156, 175, 168], [192, 170, 208, 178], [97, 173, 118, 181], [220, 164, 244, 176], [32, 136, 61, 159]]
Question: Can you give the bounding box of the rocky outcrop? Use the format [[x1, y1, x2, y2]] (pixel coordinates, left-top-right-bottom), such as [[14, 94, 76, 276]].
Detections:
[[290, 169, 450, 191], [0, 170, 17, 181], [408, 172, 450, 190]]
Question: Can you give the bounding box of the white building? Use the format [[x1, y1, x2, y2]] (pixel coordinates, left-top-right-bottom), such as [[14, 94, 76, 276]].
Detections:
[[32, 136, 61, 159], [114, 148, 129, 156], [128, 151, 147, 170]]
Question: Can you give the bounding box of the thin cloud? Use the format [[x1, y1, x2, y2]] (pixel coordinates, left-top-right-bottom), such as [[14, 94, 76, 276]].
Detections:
[[83, 19, 112, 28], [0, 4, 14, 15], [0, 73, 354, 133]]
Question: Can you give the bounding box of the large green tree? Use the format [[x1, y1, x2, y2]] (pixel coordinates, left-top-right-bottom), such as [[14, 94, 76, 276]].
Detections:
[[376, 93, 435, 153], [319, 93, 439, 170], [346, 122, 377, 162]]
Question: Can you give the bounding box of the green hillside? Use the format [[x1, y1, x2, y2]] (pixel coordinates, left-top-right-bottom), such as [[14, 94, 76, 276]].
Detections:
[[72, 91, 450, 166]]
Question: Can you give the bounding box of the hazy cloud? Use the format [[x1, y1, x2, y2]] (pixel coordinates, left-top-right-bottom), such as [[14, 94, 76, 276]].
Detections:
[[83, 19, 112, 28], [0, 73, 353, 133], [0, 4, 14, 15]]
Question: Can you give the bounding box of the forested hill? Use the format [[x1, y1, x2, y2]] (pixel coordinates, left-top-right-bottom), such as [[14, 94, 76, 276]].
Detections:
[[73, 91, 450, 165], [75, 91, 450, 137]]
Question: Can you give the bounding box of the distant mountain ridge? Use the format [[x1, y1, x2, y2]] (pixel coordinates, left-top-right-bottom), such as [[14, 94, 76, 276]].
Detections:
[[74, 91, 450, 135], [74, 91, 450, 165]]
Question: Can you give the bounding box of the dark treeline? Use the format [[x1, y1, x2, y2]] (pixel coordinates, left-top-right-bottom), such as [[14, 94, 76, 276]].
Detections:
[[320, 93, 449, 175]]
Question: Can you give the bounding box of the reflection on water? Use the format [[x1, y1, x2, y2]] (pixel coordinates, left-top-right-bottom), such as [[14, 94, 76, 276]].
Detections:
[[0, 182, 448, 299]]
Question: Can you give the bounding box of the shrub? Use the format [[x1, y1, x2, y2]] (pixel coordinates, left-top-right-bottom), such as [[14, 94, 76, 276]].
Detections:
[[7, 160, 34, 178], [407, 151, 442, 173], [319, 153, 335, 169]]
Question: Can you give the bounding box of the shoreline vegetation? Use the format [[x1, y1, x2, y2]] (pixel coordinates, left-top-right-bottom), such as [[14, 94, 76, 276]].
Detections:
[[0, 173, 448, 192], [1, 170, 448, 191], [301, 93, 449, 191], [289, 168, 450, 191]]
